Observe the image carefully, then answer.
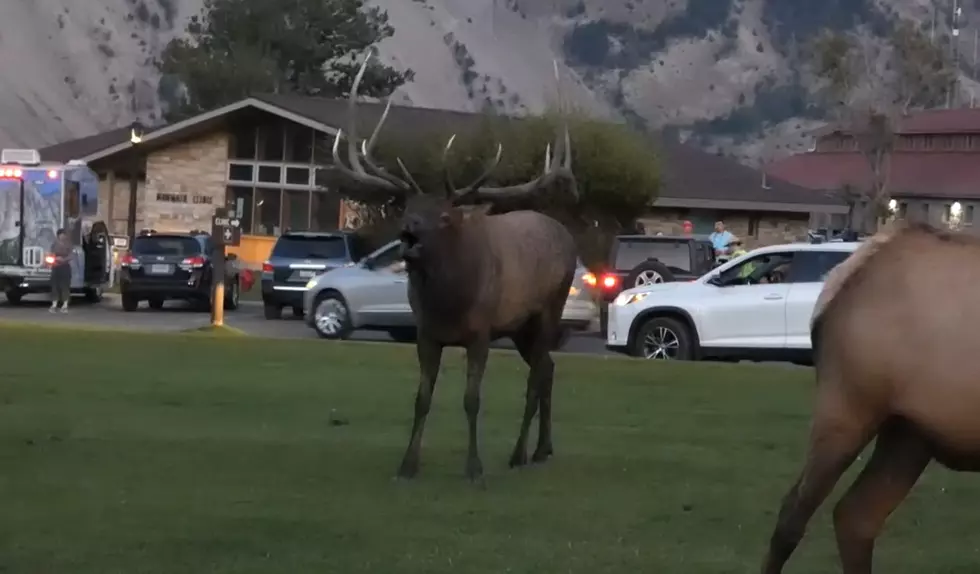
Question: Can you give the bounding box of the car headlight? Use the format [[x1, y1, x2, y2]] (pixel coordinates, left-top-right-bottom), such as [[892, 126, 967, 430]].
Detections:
[[304, 278, 317, 289], [613, 292, 649, 306]]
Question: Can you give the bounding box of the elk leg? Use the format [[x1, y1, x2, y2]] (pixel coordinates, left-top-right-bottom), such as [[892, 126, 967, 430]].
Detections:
[[396, 338, 443, 479], [509, 320, 545, 468], [533, 299, 566, 463], [762, 389, 878, 573], [833, 417, 930, 574], [464, 341, 490, 481]]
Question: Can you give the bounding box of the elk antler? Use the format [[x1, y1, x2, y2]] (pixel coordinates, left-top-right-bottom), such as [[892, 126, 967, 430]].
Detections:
[[327, 47, 421, 199], [446, 59, 577, 204]]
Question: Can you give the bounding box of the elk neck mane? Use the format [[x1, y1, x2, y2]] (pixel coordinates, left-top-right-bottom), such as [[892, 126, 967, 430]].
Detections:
[[810, 222, 967, 327]]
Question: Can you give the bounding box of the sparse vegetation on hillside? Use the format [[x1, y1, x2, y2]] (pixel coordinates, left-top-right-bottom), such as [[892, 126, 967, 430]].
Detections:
[[157, 0, 413, 121]]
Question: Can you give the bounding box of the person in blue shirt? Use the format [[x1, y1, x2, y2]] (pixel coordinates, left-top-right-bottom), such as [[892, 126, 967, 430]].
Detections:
[[709, 221, 735, 256]]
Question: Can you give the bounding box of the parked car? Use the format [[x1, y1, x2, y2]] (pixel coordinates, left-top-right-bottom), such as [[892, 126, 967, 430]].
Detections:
[[118, 230, 240, 312], [261, 231, 372, 319], [302, 240, 598, 348], [605, 241, 859, 363]]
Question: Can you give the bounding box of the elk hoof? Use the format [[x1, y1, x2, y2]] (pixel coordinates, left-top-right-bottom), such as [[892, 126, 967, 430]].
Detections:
[[396, 459, 419, 480], [465, 457, 484, 481], [509, 450, 528, 468], [531, 445, 553, 463]]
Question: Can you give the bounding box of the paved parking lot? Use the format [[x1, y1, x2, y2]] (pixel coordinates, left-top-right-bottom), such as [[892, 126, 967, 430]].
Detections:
[[0, 293, 611, 355]]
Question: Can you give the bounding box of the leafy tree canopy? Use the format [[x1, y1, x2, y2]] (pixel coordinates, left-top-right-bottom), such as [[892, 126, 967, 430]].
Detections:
[[157, 0, 412, 121]]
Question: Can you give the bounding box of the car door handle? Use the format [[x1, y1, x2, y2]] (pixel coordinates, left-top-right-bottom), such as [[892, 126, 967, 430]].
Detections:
[[394, 278, 407, 283], [763, 293, 784, 300]]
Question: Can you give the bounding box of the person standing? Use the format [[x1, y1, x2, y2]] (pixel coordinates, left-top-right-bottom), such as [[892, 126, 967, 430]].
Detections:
[[709, 220, 735, 256], [49, 229, 73, 313]]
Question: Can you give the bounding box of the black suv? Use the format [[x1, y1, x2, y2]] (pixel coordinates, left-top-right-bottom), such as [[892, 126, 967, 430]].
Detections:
[[261, 231, 371, 319], [594, 235, 717, 303], [118, 231, 240, 312]]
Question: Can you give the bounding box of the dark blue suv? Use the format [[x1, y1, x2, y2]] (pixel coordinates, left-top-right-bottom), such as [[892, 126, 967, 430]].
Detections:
[[261, 231, 371, 319]]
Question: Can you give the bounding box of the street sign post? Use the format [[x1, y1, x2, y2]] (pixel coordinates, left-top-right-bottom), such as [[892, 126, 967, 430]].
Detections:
[[209, 208, 242, 326]]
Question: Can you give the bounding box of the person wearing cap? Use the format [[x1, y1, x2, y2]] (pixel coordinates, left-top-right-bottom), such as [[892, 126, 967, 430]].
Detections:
[[709, 221, 735, 256]]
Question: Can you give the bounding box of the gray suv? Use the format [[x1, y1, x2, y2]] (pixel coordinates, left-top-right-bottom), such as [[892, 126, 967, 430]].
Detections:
[[261, 231, 371, 319]]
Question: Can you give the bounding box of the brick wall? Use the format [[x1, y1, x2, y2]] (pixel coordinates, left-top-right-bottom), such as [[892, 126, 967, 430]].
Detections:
[[97, 176, 146, 235], [638, 208, 810, 248], [141, 131, 229, 233]]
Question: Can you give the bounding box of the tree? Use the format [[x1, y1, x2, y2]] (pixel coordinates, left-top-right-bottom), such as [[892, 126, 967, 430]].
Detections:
[[808, 23, 954, 232], [337, 112, 661, 265], [157, 0, 412, 121]]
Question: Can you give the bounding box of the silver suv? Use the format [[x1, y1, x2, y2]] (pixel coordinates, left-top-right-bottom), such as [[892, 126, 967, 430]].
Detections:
[[302, 240, 597, 348]]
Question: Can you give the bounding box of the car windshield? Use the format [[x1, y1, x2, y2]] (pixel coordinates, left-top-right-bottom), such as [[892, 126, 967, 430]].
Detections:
[[131, 236, 201, 256], [614, 240, 691, 272], [271, 235, 348, 260]]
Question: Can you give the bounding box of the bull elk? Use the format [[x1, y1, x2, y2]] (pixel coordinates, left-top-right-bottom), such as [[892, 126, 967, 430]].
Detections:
[[762, 222, 980, 572], [326, 47, 578, 481]]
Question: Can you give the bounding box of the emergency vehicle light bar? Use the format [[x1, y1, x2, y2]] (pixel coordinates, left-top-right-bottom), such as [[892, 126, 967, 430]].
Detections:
[[0, 148, 41, 165], [0, 167, 23, 179]]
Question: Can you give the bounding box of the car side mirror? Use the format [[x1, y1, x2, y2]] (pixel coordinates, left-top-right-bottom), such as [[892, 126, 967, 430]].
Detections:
[[707, 275, 724, 287], [362, 258, 375, 270]]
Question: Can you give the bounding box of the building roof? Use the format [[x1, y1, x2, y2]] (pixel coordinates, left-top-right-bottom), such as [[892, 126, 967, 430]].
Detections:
[[815, 107, 980, 138], [38, 95, 844, 214], [766, 150, 980, 199]]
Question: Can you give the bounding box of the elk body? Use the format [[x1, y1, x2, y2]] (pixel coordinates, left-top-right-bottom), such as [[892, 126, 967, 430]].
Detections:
[[762, 222, 980, 573], [329, 48, 578, 480]]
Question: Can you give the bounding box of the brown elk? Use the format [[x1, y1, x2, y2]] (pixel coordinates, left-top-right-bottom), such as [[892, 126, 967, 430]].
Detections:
[[762, 221, 980, 573], [326, 47, 578, 481]]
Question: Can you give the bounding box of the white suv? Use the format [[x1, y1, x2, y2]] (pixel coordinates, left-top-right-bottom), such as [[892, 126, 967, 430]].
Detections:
[[605, 241, 859, 362]]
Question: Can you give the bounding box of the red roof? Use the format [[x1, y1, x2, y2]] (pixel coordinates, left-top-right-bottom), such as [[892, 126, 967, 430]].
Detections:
[[815, 108, 980, 137], [765, 151, 980, 199]]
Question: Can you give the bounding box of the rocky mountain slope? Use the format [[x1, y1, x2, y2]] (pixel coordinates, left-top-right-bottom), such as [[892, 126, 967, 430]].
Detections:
[[0, 0, 976, 165]]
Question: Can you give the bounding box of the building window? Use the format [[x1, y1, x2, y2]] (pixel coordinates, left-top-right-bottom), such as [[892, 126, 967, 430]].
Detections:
[[313, 132, 333, 165], [966, 205, 975, 224], [253, 188, 282, 235], [228, 163, 254, 183], [229, 126, 257, 160], [923, 136, 934, 150], [282, 189, 311, 231], [310, 191, 341, 231], [920, 203, 930, 222], [285, 166, 311, 186], [285, 126, 314, 163], [257, 165, 282, 184], [747, 215, 760, 238], [258, 123, 285, 161], [943, 204, 952, 222], [226, 186, 254, 232], [897, 202, 907, 218]]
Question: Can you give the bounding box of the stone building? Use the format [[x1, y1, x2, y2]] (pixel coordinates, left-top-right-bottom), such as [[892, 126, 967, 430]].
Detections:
[[37, 95, 844, 266]]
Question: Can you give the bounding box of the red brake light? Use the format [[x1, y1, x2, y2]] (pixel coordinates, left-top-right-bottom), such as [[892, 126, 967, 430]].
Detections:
[[119, 253, 136, 266], [47, 169, 58, 179], [0, 167, 23, 179], [601, 274, 618, 289], [181, 255, 206, 268], [582, 272, 597, 287], [44, 254, 55, 266], [262, 261, 273, 273]]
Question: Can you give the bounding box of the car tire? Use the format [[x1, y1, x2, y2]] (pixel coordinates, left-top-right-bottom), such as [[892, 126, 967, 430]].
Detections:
[[148, 298, 165, 310], [121, 293, 139, 312], [312, 291, 353, 340], [630, 316, 693, 361], [263, 303, 282, 320], [626, 260, 675, 288], [5, 289, 24, 305], [224, 279, 239, 311], [83, 286, 103, 303], [387, 328, 416, 343]]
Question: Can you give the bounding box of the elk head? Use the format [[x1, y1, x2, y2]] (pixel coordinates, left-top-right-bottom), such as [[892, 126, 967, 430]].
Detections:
[[324, 47, 577, 266]]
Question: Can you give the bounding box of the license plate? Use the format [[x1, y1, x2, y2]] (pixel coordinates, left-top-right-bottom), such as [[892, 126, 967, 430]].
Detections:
[[149, 264, 171, 274], [298, 270, 315, 278]]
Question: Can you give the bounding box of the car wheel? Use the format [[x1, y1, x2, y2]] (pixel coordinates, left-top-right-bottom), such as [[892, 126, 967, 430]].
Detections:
[[387, 328, 416, 343], [5, 289, 24, 305], [313, 291, 353, 340], [224, 279, 239, 311], [121, 293, 139, 312], [630, 316, 693, 360], [148, 298, 165, 310], [626, 260, 675, 287], [263, 303, 282, 320], [83, 286, 103, 303]]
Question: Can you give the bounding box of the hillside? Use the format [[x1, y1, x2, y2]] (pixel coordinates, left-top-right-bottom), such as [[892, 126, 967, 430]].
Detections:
[[0, 0, 976, 165]]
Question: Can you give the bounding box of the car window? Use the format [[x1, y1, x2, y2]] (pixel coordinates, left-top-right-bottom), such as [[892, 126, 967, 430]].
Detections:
[[346, 234, 372, 262], [131, 235, 201, 256], [788, 250, 852, 283], [368, 242, 403, 270], [614, 240, 691, 272], [271, 235, 348, 260], [717, 251, 795, 285]]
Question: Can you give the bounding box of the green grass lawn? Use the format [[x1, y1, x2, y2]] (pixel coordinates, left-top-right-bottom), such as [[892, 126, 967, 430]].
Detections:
[[0, 326, 978, 573]]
